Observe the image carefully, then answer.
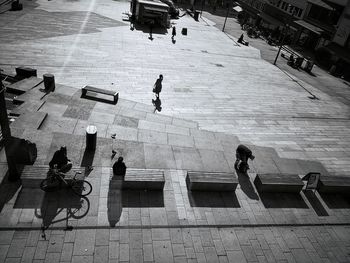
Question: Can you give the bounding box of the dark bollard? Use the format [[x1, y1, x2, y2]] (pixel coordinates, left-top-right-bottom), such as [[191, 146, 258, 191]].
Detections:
[[43, 73, 55, 92], [194, 11, 199, 21], [86, 125, 97, 151]]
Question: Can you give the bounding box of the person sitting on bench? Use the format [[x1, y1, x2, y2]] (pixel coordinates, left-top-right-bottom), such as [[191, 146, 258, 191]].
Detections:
[[234, 144, 255, 173], [113, 156, 127, 177], [49, 146, 72, 174]]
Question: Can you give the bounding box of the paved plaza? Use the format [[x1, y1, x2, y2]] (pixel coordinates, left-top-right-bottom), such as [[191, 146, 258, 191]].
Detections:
[[0, 0, 350, 262]]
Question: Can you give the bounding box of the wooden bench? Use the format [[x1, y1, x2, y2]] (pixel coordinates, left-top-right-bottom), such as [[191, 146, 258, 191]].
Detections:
[[318, 175, 350, 195], [186, 171, 238, 191], [111, 168, 165, 190], [82, 85, 118, 104], [254, 173, 304, 193], [20, 165, 83, 188]]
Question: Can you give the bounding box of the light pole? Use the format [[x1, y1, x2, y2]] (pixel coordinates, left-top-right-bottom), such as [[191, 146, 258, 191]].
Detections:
[[0, 79, 18, 180], [273, 5, 296, 65], [273, 24, 289, 65], [222, 3, 230, 32]]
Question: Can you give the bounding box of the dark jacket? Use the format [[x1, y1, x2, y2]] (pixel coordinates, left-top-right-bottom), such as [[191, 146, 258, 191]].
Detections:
[[49, 150, 69, 169], [236, 144, 252, 158], [113, 160, 127, 176]]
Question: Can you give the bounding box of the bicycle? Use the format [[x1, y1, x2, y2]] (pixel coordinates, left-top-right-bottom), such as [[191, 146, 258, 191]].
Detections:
[[40, 169, 92, 197]]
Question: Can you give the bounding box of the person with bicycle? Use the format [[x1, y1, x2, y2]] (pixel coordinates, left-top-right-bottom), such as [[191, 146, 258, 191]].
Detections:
[[49, 146, 72, 174]]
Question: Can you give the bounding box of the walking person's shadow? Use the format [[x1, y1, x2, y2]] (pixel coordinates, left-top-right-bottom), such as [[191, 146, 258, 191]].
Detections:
[[236, 169, 259, 200], [107, 175, 123, 227], [152, 97, 162, 113]]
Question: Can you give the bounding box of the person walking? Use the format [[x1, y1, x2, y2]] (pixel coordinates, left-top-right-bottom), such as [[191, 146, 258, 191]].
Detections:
[[234, 144, 255, 173], [238, 34, 244, 44], [153, 74, 163, 98], [172, 26, 176, 39]]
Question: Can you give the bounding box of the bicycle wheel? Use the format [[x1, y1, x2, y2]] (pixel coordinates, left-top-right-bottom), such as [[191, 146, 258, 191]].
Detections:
[[71, 180, 92, 196], [40, 177, 61, 192], [69, 196, 90, 219]]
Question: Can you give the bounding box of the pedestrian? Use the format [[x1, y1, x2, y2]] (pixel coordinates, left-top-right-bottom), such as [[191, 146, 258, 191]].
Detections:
[[172, 26, 176, 39], [49, 146, 72, 173], [234, 144, 255, 173], [153, 74, 163, 98], [113, 156, 127, 177], [238, 34, 244, 44], [149, 20, 154, 40]]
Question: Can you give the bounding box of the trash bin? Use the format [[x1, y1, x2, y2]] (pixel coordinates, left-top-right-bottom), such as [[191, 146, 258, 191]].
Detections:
[[194, 11, 199, 21], [86, 125, 97, 150], [43, 73, 55, 92], [304, 60, 314, 73]]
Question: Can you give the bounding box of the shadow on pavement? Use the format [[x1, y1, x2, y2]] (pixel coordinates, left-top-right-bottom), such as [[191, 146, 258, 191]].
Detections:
[[0, 172, 22, 213], [122, 190, 164, 207], [237, 171, 259, 200], [319, 193, 350, 209], [108, 179, 123, 227], [259, 192, 309, 209], [188, 191, 240, 207], [302, 190, 329, 216], [81, 149, 95, 166], [134, 23, 168, 35]]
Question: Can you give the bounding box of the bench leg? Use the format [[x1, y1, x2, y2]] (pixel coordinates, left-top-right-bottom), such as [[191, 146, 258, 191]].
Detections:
[[114, 93, 119, 104]]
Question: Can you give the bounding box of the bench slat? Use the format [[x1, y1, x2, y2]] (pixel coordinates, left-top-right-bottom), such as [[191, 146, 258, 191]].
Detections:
[[82, 85, 117, 96], [318, 175, 350, 194], [82, 85, 118, 104], [254, 173, 304, 193], [111, 169, 165, 190], [186, 171, 238, 192]]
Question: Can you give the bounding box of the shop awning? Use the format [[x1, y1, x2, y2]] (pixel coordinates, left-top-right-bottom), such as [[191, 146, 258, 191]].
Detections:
[[307, 0, 333, 11], [259, 13, 284, 27], [294, 20, 324, 35], [232, 6, 243, 13]]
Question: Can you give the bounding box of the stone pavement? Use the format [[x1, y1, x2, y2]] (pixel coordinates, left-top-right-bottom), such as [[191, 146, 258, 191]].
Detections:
[[0, 0, 350, 262]]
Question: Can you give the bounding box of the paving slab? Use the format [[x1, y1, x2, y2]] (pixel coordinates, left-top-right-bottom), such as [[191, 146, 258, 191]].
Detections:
[[6, 77, 43, 93]]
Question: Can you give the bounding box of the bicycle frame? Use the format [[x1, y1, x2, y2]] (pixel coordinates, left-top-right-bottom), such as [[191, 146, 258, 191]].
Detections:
[[49, 170, 82, 187]]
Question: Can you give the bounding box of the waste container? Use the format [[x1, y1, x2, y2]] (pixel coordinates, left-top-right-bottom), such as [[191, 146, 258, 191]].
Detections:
[[304, 60, 314, 73], [194, 11, 199, 21], [43, 73, 55, 92], [86, 125, 97, 150]]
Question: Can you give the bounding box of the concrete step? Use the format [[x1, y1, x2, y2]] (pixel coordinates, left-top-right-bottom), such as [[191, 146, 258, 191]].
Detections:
[[11, 111, 48, 130], [6, 77, 43, 94]]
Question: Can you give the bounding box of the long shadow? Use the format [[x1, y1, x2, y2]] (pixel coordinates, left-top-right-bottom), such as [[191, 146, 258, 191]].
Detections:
[[35, 190, 90, 232], [0, 171, 22, 213], [108, 178, 123, 227], [302, 190, 329, 216], [80, 148, 95, 176], [259, 192, 309, 209], [134, 23, 168, 35], [319, 193, 350, 209], [188, 191, 240, 208], [122, 189, 164, 207], [237, 171, 259, 200]]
